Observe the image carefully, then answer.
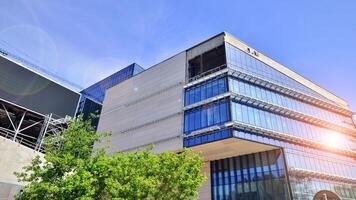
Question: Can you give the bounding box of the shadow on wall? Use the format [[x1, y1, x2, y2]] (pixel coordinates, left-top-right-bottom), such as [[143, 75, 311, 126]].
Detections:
[[0, 182, 22, 200]]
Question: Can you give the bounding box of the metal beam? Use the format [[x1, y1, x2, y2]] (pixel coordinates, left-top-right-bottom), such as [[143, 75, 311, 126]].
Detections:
[[13, 111, 26, 141], [2, 104, 16, 131], [35, 114, 52, 152], [19, 120, 43, 132]]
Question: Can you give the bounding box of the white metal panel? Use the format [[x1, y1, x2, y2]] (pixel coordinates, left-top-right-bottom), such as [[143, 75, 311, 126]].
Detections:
[[97, 52, 186, 153], [0, 138, 43, 185]]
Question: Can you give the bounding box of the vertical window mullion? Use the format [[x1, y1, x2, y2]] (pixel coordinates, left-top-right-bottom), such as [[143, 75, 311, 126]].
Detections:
[[266, 151, 275, 197], [211, 161, 216, 200], [233, 157, 238, 200], [246, 154, 252, 193], [216, 160, 221, 200], [259, 152, 267, 193], [226, 158, 231, 200], [221, 159, 226, 200]]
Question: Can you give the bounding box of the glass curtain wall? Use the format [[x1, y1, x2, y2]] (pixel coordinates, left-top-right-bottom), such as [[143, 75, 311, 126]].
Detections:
[[232, 130, 356, 199], [211, 149, 290, 200], [225, 42, 339, 106], [230, 101, 355, 151], [184, 98, 230, 134], [184, 129, 232, 147], [184, 41, 356, 200], [290, 176, 356, 199], [185, 76, 228, 106], [229, 77, 353, 129]]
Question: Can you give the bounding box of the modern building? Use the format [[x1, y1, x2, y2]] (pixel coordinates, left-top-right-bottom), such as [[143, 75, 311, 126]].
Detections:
[[0, 46, 144, 198], [76, 63, 144, 128], [0, 50, 81, 198], [0, 50, 81, 150], [97, 32, 356, 200]]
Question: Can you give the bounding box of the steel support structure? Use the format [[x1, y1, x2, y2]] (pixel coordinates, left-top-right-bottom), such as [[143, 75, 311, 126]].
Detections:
[[0, 99, 69, 152]]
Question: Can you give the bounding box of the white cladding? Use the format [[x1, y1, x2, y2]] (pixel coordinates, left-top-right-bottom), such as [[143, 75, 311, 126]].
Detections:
[[97, 52, 186, 153], [0, 138, 43, 186]]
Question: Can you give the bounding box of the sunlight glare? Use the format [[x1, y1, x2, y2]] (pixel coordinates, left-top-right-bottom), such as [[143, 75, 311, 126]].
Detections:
[[323, 132, 345, 148]]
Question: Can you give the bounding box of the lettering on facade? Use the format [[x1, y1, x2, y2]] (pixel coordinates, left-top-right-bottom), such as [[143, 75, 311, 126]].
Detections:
[[245, 47, 259, 57]]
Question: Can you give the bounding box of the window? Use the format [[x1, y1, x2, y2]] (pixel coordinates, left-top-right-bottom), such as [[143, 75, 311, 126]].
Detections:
[[184, 99, 230, 134], [230, 101, 353, 151], [188, 44, 226, 79], [225, 42, 339, 106], [213, 102, 221, 124], [184, 76, 228, 106], [211, 149, 290, 200]]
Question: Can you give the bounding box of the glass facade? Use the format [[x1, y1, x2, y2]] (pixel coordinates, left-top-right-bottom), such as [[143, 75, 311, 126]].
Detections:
[[225, 42, 339, 106], [290, 176, 356, 199], [80, 63, 144, 103], [232, 130, 356, 199], [183, 40, 356, 200], [229, 77, 353, 129], [211, 149, 290, 200], [184, 129, 232, 147], [231, 101, 355, 151], [184, 98, 230, 134], [185, 76, 228, 106], [77, 63, 144, 127], [76, 96, 102, 128]]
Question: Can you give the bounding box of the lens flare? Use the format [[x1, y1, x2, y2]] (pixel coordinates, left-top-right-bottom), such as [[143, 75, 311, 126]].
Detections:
[[323, 132, 345, 148]]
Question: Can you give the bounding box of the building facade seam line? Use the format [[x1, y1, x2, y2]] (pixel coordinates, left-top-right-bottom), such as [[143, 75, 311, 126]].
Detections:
[[101, 82, 184, 117], [117, 112, 183, 135]]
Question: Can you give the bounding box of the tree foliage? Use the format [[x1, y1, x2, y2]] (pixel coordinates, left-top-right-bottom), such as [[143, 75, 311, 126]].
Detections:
[[15, 118, 206, 200]]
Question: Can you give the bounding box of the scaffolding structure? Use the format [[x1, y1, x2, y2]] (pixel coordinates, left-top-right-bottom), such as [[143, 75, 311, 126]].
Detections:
[[0, 98, 70, 153]]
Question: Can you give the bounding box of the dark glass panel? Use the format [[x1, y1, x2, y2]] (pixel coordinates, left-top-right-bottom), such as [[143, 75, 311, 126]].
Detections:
[[184, 99, 230, 134], [211, 149, 290, 200]]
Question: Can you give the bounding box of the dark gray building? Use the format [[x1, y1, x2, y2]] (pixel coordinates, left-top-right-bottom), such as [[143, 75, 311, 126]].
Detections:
[[0, 52, 80, 151], [0, 50, 81, 197]]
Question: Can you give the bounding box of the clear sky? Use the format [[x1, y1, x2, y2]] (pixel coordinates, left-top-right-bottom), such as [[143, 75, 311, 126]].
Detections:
[[0, 0, 355, 110]]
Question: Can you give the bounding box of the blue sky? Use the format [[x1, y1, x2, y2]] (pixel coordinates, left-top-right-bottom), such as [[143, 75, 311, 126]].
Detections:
[[0, 0, 355, 110]]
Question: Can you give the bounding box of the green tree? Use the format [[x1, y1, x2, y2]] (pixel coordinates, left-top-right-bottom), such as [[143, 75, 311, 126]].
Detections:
[[15, 118, 206, 200]]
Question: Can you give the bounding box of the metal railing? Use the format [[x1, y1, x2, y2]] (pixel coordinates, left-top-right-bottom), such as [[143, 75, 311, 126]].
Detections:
[[0, 128, 41, 151], [188, 64, 227, 83], [227, 68, 355, 117], [229, 92, 356, 137], [0, 114, 70, 153], [183, 120, 356, 158], [185, 65, 354, 117], [289, 167, 356, 184]]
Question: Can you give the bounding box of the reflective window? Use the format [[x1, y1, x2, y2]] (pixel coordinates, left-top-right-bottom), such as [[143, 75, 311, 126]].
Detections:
[[183, 129, 232, 147], [76, 96, 102, 128], [230, 101, 356, 151], [211, 149, 290, 200], [185, 76, 228, 106], [80, 63, 143, 103], [225, 42, 340, 106], [233, 130, 356, 179], [290, 176, 356, 199], [184, 98, 230, 134], [228, 77, 354, 129]]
